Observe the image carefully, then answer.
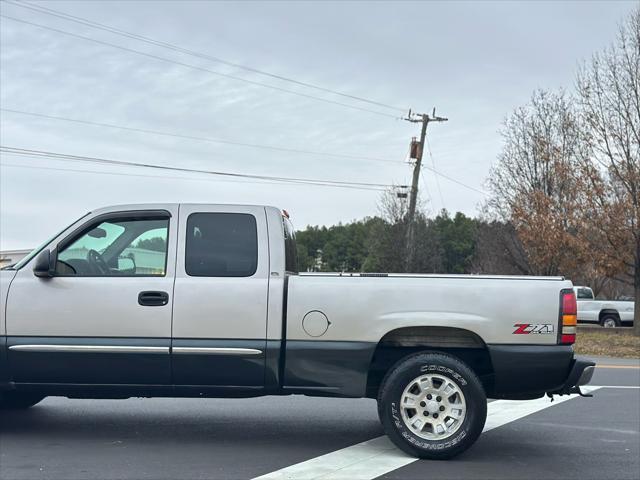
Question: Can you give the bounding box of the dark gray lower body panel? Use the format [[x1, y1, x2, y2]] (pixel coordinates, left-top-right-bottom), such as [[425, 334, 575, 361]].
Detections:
[[171, 338, 266, 387], [0, 335, 10, 390], [5, 336, 270, 392], [7, 336, 172, 385], [282, 340, 377, 397]]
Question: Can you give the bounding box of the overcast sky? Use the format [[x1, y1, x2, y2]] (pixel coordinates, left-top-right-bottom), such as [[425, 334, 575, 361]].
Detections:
[[0, 0, 636, 250]]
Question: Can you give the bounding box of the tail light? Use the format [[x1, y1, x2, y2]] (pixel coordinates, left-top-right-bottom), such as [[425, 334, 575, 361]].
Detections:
[[560, 289, 577, 344]]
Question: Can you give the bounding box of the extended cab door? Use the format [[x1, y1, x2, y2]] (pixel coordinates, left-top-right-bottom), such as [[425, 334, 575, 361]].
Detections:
[[5, 207, 177, 386], [171, 205, 269, 389], [575, 287, 598, 322]]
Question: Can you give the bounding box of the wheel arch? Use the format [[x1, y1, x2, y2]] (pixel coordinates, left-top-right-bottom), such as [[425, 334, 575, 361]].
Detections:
[[365, 326, 494, 398], [599, 309, 620, 322]]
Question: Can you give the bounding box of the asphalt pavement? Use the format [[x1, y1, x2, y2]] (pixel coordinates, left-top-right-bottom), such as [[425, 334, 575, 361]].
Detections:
[[1, 355, 638, 480]]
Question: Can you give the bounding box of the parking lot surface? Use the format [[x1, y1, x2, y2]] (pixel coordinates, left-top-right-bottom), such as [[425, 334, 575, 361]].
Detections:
[[1, 356, 638, 480]]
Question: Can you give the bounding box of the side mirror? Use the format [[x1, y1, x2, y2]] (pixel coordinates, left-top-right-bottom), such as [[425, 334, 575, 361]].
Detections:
[[33, 249, 54, 278], [118, 256, 136, 274], [87, 227, 107, 239]]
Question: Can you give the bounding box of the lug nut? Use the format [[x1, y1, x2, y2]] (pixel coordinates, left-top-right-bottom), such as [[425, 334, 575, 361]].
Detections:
[[433, 413, 439, 419], [436, 396, 442, 402], [420, 401, 426, 407], [427, 394, 432, 400], [423, 412, 429, 416], [439, 406, 445, 411]]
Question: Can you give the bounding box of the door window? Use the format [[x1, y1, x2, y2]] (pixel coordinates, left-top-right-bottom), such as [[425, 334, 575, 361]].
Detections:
[[185, 213, 257, 277], [56, 217, 169, 276], [576, 288, 594, 300]]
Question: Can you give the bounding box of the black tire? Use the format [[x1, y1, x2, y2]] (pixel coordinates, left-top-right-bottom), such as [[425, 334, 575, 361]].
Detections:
[[377, 352, 487, 460], [0, 392, 46, 410], [600, 315, 621, 328]]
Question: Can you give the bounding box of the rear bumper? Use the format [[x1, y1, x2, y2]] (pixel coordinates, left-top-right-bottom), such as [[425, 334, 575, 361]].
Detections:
[[547, 359, 595, 395], [487, 345, 594, 399]]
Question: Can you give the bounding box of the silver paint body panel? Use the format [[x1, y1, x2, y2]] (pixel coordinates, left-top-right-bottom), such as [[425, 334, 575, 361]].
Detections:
[[577, 301, 634, 323], [172, 204, 270, 340], [5, 204, 179, 339], [286, 274, 572, 345], [2, 202, 574, 393]]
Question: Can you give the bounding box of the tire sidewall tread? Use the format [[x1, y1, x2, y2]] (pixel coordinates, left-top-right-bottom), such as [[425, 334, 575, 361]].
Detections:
[[600, 315, 620, 327], [377, 351, 487, 460]]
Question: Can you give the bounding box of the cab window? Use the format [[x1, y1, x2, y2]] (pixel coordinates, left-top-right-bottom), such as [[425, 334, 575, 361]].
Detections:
[[185, 213, 257, 277]]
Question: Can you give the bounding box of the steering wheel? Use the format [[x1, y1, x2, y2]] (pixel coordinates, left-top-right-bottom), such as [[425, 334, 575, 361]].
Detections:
[[87, 249, 109, 275]]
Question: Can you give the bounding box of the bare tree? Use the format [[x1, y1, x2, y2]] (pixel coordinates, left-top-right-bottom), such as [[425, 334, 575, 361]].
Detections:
[[576, 7, 640, 334], [378, 188, 410, 225], [487, 89, 593, 278], [470, 220, 531, 275]]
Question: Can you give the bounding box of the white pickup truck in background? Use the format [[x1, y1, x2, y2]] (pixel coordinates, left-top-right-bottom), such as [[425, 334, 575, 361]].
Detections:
[[1, 203, 595, 459], [573, 286, 635, 327]]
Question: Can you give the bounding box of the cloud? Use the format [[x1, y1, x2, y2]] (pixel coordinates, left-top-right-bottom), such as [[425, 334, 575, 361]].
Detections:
[[0, 0, 635, 249]]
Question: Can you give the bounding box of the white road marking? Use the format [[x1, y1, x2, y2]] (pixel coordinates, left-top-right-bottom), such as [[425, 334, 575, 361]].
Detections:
[[253, 386, 602, 480], [591, 385, 640, 389], [532, 422, 639, 435]]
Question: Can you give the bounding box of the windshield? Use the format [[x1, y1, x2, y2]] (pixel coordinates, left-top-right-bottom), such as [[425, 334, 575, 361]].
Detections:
[[12, 212, 91, 270]]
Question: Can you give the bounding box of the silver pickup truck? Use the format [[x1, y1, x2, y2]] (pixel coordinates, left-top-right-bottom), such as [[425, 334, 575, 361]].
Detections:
[[0, 203, 595, 459]]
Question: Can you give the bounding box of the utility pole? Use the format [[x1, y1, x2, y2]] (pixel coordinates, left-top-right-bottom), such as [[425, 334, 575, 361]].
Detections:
[[404, 108, 448, 270]]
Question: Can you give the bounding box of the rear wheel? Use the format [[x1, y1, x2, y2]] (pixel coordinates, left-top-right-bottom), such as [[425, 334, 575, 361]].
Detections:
[[601, 315, 620, 328], [377, 352, 487, 459], [0, 392, 46, 410]]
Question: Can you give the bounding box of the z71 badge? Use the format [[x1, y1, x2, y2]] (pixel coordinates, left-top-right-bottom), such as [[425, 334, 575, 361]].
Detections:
[[513, 323, 555, 334]]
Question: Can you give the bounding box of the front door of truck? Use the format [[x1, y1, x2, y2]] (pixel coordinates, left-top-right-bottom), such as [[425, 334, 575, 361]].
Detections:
[[5, 208, 177, 386], [575, 287, 598, 322], [171, 205, 269, 390]]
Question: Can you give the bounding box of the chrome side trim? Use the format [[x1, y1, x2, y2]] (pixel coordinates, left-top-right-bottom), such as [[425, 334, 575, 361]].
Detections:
[[8, 345, 169, 354], [172, 347, 263, 356]]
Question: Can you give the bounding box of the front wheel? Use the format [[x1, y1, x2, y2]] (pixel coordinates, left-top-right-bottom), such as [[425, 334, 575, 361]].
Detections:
[[377, 352, 487, 459], [0, 392, 46, 410]]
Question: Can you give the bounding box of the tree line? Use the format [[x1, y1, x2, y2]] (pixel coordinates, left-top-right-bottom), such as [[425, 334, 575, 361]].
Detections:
[[296, 209, 477, 275]]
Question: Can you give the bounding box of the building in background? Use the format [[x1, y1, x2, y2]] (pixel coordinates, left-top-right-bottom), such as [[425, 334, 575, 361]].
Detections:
[[0, 249, 32, 268]]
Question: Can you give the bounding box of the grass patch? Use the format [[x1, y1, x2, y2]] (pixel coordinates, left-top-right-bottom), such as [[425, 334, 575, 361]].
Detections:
[[574, 328, 640, 358]]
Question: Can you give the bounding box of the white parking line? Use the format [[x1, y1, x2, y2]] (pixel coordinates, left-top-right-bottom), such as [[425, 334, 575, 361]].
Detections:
[[253, 386, 602, 480]]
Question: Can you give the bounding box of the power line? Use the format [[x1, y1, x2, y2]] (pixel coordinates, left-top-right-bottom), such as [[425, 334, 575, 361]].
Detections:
[[0, 146, 406, 191], [6, 0, 406, 113], [0, 162, 337, 189], [0, 108, 404, 166], [0, 8, 485, 196], [0, 14, 400, 119], [0, 154, 387, 192], [0, 108, 487, 195], [421, 149, 487, 195]]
